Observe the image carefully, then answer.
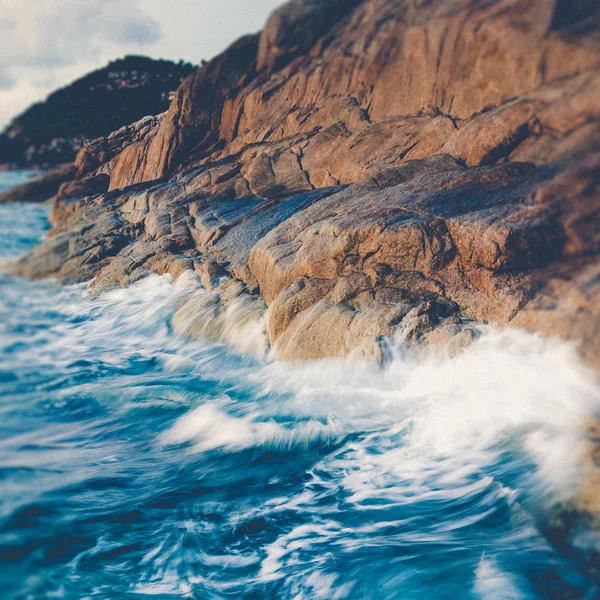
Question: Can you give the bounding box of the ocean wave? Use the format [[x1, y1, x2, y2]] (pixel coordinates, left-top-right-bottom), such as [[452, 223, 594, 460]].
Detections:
[[1, 232, 599, 598]]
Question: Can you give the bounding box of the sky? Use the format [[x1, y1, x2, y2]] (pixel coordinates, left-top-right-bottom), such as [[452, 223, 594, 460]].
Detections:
[[0, 0, 283, 129]]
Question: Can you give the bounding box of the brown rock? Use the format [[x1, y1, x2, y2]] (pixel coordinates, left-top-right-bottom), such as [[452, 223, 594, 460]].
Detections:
[[2, 0, 599, 561], [56, 174, 110, 201], [100, 0, 600, 192], [75, 113, 166, 179], [4, 0, 600, 373]]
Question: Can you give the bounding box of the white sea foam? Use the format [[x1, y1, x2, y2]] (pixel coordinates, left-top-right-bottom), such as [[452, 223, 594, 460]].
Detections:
[[258, 522, 342, 582], [473, 554, 525, 599], [265, 329, 598, 499], [4, 199, 600, 598], [160, 401, 340, 453], [91, 271, 595, 509], [219, 295, 270, 358], [8, 270, 600, 593], [9, 271, 597, 506]]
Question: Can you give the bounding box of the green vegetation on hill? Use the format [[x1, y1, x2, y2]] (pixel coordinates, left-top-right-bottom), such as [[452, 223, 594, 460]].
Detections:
[[1, 55, 196, 166]]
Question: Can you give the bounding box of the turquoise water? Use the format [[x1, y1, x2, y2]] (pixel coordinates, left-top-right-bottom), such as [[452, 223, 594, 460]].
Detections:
[[1, 171, 600, 599]]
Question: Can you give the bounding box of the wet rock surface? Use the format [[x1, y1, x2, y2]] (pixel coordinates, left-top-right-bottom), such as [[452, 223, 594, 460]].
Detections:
[[6, 152, 599, 369]]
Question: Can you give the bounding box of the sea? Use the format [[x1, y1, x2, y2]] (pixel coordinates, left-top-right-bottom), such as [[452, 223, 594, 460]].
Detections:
[[0, 171, 599, 599]]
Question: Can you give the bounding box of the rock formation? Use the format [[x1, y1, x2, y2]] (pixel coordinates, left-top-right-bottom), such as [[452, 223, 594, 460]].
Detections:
[[0, 163, 76, 204], [74, 113, 166, 181], [3, 0, 600, 369]]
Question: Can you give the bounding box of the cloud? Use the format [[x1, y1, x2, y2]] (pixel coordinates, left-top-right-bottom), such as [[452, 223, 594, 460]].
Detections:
[[102, 7, 162, 45], [0, 0, 283, 129], [0, 0, 162, 124], [0, 70, 15, 90], [0, 0, 162, 69]]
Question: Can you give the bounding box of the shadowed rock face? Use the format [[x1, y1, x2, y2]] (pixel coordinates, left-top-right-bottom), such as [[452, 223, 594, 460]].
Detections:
[[257, 0, 366, 73], [3, 0, 600, 369]]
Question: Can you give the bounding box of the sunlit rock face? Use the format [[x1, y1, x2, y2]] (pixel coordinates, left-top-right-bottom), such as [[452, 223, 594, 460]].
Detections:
[[4, 0, 600, 368], [104, 0, 600, 192]]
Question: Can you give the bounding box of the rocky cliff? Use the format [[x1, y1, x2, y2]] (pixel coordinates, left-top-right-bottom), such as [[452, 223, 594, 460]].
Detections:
[[5, 0, 600, 367]]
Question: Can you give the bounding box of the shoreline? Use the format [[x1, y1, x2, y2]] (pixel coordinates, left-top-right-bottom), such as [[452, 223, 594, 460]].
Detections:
[[1, 0, 600, 596], [3, 154, 599, 371], [2, 251, 600, 570], [1, 259, 599, 595]]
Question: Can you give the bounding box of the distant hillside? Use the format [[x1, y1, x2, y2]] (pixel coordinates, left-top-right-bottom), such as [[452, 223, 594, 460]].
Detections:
[[0, 55, 197, 166]]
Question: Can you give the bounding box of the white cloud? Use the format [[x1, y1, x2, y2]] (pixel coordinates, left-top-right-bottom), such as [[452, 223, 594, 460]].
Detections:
[[0, 0, 161, 72], [0, 0, 162, 127], [0, 0, 282, 128], [0, 70, 16, 90]]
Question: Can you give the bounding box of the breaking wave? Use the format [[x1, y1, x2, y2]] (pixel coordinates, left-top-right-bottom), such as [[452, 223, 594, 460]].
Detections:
[[0, 191, 599, 599]]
